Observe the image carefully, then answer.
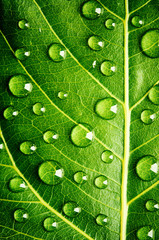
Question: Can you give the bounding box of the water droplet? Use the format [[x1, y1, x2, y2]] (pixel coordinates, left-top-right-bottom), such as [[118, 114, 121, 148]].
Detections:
[[14, 209, 29, 222], [48, 43, 66, 62], [96, 214, 108, 226], [38, 161, 64, 185], [146, 200, 159, 212], [0, 142, 4, 150], [88, 35, 104, 51], [9, 177, 27, 192], [101, 150, 114, 163], [141, 109, 156, 124], [100, 60, 116, 76], [81, 0, 104, 20], [141, 29, 159, 58], [131, 16, 144, 28], [18, 19, 30, 30], [74, 171, 88, 184], [95, 98, 117, 120], [63, 202, 81, 217], [33, 103, 45, 116], [3, 106, 18, 120], [43, 130, 59, 143], [14, 48, 30, 61], [148, 85, 159, 105], [58, 91, 68, 99], [105, 19, 116, 30], [70, 123, 94, 148], [137, 226, 155, 240], [20, 141, 37, 155], [136, 155, 158, 181], [9, 75, 33, 98], [43, 217, 58, 231], [94, 175, 108, 189]]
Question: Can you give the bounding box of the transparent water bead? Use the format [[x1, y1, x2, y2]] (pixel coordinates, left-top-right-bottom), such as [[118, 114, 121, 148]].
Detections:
[[146, 200, 159, 212], [101, 150, 114, 163], [43, 217, 58, 231], [14, 209, 29, 222], [48, 43, 66, 62], [88, 35, 104, 51], [96, 214, 108, 226], [137, 226, 155, 240], [148, 85, 159, 105], [74, 171, 88, 184], [141, 29, 159, 58], [3, 106, 18, 120], [141, 109, 156, 124], [9, 75, 33, 97], [15, 48, 30, 61], [63, 202, 81, 217], [20, 141, 37, 155], [95, 97, 117, 120], [94, 175, 108, 189], [58, 91, 68, 99], [70, 123, 94, 147], [38, 160, 64, 185], [9, 177, 27, 192], [131, 16, 144, 28], [100, 60, 116, 76], [81, 0, 104, 19], [33, 103, 45, 116], [136, 155, 158, 181], [43, 130, 59, 143], [18, 19, 30, 30], [105, 19, 116, 30]]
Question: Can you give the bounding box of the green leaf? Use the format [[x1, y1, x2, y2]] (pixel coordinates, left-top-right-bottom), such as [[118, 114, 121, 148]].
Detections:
[[0, 0, 159, 239]]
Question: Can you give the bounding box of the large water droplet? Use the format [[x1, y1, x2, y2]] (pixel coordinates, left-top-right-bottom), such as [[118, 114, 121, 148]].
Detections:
[[20, 141, 37, 155], [74, 171, 88, 184], [81, 0, 104, 20], [43, 217, 58, 231], [96, 214, 108, 226], [63, 202, 81, 217], [136, 155, 158, 181], [15, 48, 30, 61], [14, 209, 29, 222], [18, 19, 30, 30], [101, 150, 114, 163], [94, 175, 108, 189], [9, 75, 33, 98], [105, 19, 115, 30], [9, 177, 27, 192], [33, 103, 45, 116], [43, 130, 59, 143], [137, 226, 155, 240], [141, 109, 156, 124], [141, 29, 159, 58], [38, 161, 64, 185], [48, 43, 66, 62], [3, 106, 18, 120], [146, 200, 159, 212], [95, 98, 117, 120], [131, 16, 144, 28], [88, 36, 104, 51], [148, 85, 159, 105], [58, 91, 68, 99], [100, 60, 116, 76], [70, 123, 94, 147]]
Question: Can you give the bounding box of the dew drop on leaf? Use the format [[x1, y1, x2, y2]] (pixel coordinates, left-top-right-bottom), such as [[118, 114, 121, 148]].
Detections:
[[9, 177, 28, 192], [18, 19, 30, 30], [141, 109, 156, 124], [9, 75, 33, 98], [3, 106, 18, 120], [148, 85, 159, 105], [58, 91, 68, 99], [14, 48, 30, 61], [0, 141, 4, 151], [105, 19, 116, 30], [141, 29, 159, 58], [38, 161, 64, 185], [131, 16, 144, 28], [136, 155, 158, 181], [101, 150, 114, 163], [43, 130, 59, 143], [63, 202, 81, 217], [88, 35, 104, 51], [96, 214, 108, 226], [48, 43, 67, 62], [20, 141, 37, 155], [146, 200, 159, 212], [137, 226, 155, 240], [100, 60, 116, 76], [94, 175, 108, 189], [43, 217, 58, 231], [81, 0, 104, 20], [74, 171, 88, 184], [14, 209, 29, 222], [95, 98, 117, 120], [33, 102, 45, 116]]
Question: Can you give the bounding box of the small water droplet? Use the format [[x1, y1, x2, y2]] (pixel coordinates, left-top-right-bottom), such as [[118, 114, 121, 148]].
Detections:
[[58, 91, 68, 99], [141, 109, 156, 124], [14, 209, 29, 222], [38, 161, 64, 185], [105, 19, 116, 30], [95, 98, 117, 120], [94, 175, 108, 189], [70, 123, 94, 147], [101, 150, 114, 163], [136, 155, 158, 181], [74, 171, 88, 184], [100, 60, 116, 76], [81, 0, 104, 19], [33, 103, 45, 116], [9, 75, 33, 98], [0, 142, 4, 150], [63, 202, 81, 217], [96, 214, 108, 226], [131, 16, 144, 28], [148, 85, 159, 105], [43, 217, 58, 231], [88, 35, 104, 51], [137, 226, 155, 240], [141, 29, 159, 58], [146, 200, 159, 212], [48, 43, 66, 62], [20, 141, 37, 155], [14, 48, 30, 61], [9, 177, 27, 192], [43, 130, 59, 143], [18, 19, 30, 30], [3, 106, 19, 120]]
